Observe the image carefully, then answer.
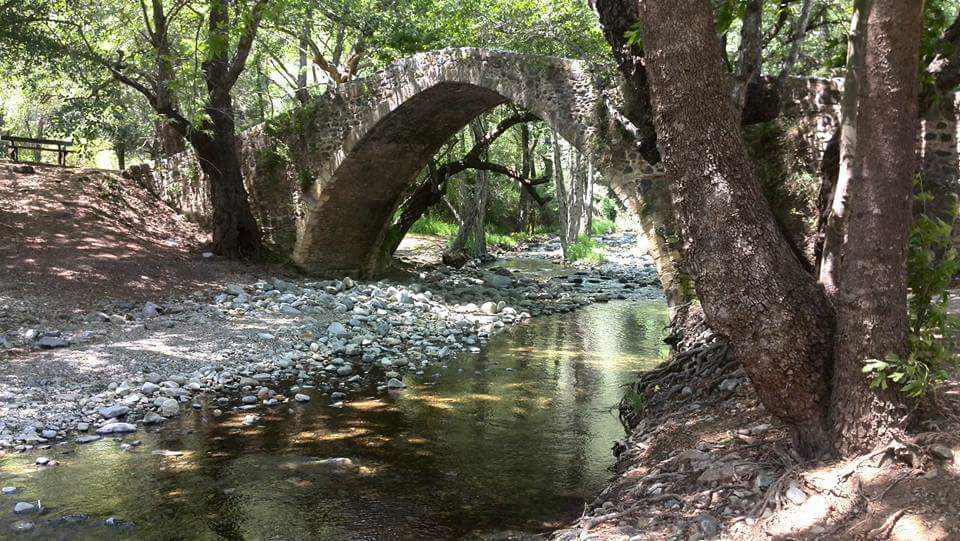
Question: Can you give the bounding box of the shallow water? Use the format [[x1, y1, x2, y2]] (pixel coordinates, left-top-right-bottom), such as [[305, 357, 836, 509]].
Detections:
[[0, 300, 668, 540]]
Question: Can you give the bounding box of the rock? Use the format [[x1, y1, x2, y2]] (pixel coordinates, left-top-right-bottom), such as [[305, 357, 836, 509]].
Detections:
[[98, 405, 130, 419], [11, 520, 34, 532], [698, 463, 736, 484], [142, 302, 160, 318], [35, 456, 50, 465], [279, 305, 302, 316], [144, 372, 163, 384], [315, 457, 354, 470], [336, 365, 353, 376], [41, 429, 57, 439], [241, 415, 258, 426], [76, 435, 101, 444], [142, 412, 166, 425], [480, 302, 499, 315], [719, 378, 741, 392], [386, 378, 406, 389], [241, 395, 258, 405], [12, 164, 35, 174], [13, 502, 37, 514], [327, 322, 348, 337], [141, 382, 160, 395], [784, 482, 807, 505], [37, 335, 69, 349], [294, 394, 311, 403], [2, 486, 18, 495], [77, 422, 90, 432], [930, 444, 954, 461], [96, 422, 137, 434], [677, 449, 711, 463], [202, 251, 215, 259], [697, 513, 720, 537], [158, 398, 180, 417]]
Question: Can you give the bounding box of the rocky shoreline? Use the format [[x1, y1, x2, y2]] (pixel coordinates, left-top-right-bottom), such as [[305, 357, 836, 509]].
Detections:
[[0, 233, 660, 451]]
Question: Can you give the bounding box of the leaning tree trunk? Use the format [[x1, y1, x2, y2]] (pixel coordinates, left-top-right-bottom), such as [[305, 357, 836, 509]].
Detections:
[[191, 95, 264, 259], [635, 0, 837, 457], [830, 0, 922, 455]]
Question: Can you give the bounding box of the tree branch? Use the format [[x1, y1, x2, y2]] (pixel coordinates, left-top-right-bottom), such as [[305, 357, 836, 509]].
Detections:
[[226, 0, 269, 87]]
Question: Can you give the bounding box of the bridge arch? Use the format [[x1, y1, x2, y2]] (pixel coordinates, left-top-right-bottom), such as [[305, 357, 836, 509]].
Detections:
[[250, 48, 654, 275]]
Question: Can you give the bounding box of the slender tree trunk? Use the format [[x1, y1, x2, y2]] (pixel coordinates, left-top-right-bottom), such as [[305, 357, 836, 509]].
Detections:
[[635, 0, 836, 457], [295, 16, 311, 104], [115, 139, 126, 170], [735, 0, 764, 112], [776, 0, 817, 91], [552, 130, 572, 258], [819, 7, 864, 298], [830, 0, 922, 455]]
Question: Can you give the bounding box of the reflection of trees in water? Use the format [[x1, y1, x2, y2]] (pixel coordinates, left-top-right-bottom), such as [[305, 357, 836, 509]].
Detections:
[[76, 300, 671, 539]]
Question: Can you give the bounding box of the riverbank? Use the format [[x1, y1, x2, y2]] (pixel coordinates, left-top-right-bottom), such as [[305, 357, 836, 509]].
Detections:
[[553, 309, 960, 540], [0, 225, 659, 448]]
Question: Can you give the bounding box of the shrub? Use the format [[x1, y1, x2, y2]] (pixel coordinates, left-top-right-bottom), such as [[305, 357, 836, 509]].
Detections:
[[567, 235, 605, 263], [591, 217, 616, 236], [409, 216, 458, 238], [863, 187, 960, 397]]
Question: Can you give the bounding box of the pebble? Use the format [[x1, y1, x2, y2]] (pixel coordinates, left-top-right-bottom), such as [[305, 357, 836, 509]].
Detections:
[[10, 520, 34, 532], [158, 398, 180, 417], [98, 405, 130, 419], [930, 444, 954, 461], [294, 394, 311, 402], [96, 422, 137, 434], [13, 501, 37, 514]]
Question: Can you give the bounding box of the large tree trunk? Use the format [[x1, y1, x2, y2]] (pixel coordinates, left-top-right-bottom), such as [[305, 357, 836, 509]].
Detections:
[[830, 0, 922, 455], [635, 0, 836, 457], [191, 122, 264, 259]]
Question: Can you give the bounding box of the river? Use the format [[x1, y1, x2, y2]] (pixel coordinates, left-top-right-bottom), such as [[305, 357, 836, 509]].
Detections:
[[0, 299, 668, 539]]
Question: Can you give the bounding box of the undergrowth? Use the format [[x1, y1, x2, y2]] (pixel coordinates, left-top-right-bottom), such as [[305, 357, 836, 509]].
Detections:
[[863, 184, 960, 397], [567, 235, 605, 263]]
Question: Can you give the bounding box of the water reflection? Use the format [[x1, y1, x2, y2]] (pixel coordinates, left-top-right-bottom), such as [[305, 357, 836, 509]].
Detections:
[[0, 300, 668, 540]]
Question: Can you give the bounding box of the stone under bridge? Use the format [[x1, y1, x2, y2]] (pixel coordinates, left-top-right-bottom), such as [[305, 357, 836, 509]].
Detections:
[[144, 48, 666, 276]]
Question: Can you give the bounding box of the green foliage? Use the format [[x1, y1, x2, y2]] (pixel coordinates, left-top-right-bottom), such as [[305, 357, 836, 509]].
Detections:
[[601, 197, 618, 222], [297, 170, 315, 192], [409, 216, 459, 237], [485, 231, 518, 250], [622, 387, 647, 413], [591, 217, 616, 236], [863, 188, 960, 397], [567, 235, 604, 263]]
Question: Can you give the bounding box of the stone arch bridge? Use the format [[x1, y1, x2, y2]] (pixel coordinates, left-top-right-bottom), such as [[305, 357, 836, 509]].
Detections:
[[145, 48, 666, 276], [144, 48, 865, 283]]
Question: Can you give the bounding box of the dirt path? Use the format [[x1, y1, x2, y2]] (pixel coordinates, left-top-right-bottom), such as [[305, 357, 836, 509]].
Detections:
[[0, 163, 271, 325]]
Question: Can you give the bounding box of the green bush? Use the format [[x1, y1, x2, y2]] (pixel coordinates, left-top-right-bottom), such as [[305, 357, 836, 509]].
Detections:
[[486, 231, 518, 249], [409, 216, 458, 238], [862, 188, 959, 397], [567, 235, 605, 263], [591, 217, 616, 236]]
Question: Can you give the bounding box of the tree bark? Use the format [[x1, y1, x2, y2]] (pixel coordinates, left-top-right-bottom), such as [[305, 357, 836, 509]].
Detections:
[[830, 0, 922, 455], [635, 0, 836, 456], [552, 130, 572, 258], [194, 0, 264, 258], [734, 0, 765, 112]]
